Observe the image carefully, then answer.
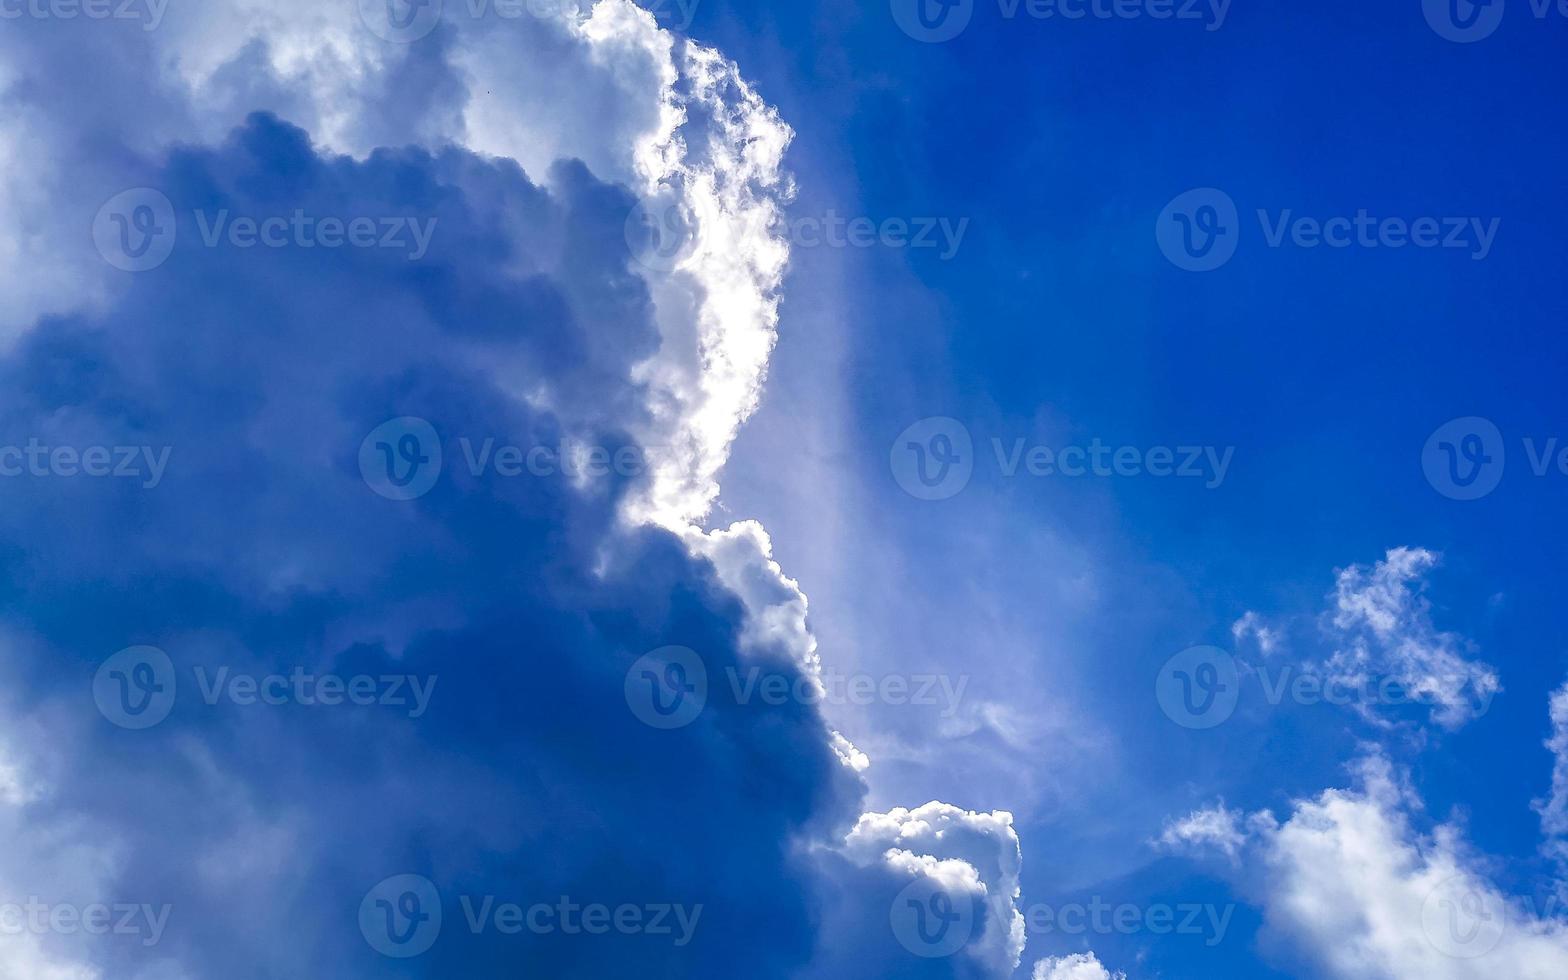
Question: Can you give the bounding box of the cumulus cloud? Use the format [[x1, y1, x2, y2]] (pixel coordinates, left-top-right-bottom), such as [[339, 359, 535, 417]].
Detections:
[[1161, 753, 1568, 979], [0, 3, 1024, 978], [1323, 547, 1500, 731], [1156, 802, 1250, 861], [1534, 679, 1568, 885], [1032, 952, 1127, 980]]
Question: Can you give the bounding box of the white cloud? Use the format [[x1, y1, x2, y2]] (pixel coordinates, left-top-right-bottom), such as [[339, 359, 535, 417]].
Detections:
[[1163, 753, 1568, 979], [1232, 610, 1280, 656], [844, 801, 1027, 976], [1534, 679, 1568, 881], [1032, 952, 1127, 980], [1157, 802, 1249, 860], [1323, 547, 1500, 730]]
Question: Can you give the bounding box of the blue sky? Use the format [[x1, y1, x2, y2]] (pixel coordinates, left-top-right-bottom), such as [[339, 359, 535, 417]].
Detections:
[[1, 1, 1566, 978]]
